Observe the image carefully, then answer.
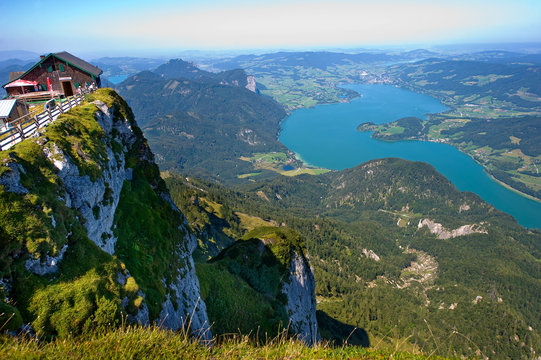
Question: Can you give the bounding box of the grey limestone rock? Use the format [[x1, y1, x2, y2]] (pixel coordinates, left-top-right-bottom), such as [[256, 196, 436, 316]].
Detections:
[[44, 102, 136, 255], [245, 75, 257, 93], [0, 162, 29, 194], [158, 232, 211, 341], [25, 244, 68, 275], [282, 251, 319, 345], [418, 218, 488, 239]]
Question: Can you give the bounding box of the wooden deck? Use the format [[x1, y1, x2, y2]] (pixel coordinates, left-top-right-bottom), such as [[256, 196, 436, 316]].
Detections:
[[0, 88, 95, 151], [12, 91, 63, 102]]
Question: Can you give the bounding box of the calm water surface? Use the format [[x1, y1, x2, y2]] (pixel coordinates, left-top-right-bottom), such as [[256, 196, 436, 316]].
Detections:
[[279, 84, 541, 229], [108, 75, 129, 84]]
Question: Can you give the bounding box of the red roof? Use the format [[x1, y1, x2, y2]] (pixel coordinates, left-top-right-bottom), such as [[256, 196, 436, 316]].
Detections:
[[4, 79, 38, 88]]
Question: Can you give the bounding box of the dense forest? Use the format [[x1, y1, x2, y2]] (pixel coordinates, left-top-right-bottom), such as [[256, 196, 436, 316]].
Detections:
[[164, 157, 541, 359], [115, 60, 287, 183]]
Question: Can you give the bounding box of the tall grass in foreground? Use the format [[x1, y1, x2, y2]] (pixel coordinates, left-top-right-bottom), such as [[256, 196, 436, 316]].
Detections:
[[0, 325, 457, 360]]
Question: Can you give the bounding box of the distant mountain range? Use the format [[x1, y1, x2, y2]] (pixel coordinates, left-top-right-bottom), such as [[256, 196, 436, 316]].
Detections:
[[449, 50, 541, 65], [212, 50, 440, 71], [90, 56, 166, 78], [0, 50, 40, 62], [115, 59, 287, 182]]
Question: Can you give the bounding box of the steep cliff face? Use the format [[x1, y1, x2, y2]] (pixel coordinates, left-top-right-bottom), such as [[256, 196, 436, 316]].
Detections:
[[0, 89, 210, 339], [43, 100, 133, 255], [245, 75, 257, 93], [157, 231, 210, 339], [282, 251, 319, 345]]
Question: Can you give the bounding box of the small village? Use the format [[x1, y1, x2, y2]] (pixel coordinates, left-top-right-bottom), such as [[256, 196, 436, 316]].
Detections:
[[0, 52, 102, 149]]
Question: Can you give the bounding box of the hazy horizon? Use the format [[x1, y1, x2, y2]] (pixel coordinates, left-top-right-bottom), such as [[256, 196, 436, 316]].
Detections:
[[2, 0, 541, 59]]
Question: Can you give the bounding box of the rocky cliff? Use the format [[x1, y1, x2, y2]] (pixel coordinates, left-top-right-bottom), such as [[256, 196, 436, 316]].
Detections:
[[0, 89, 210, 339], [417, 218, 487, 239], [282, 251, 319, 345], [245, 75, 257, 93]]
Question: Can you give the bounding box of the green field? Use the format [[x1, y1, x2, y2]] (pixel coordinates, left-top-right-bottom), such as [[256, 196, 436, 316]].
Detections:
[[240, 151, 329, 177]]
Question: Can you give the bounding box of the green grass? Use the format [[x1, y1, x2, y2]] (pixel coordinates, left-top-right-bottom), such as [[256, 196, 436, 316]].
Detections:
[[0, 89, 136, 337], [241, 226, 306, 266], [380, 126, 405, 136], [242, 152, 288, 163], [240, 151, 329, 177], [113, 166, 189, 320], [29, 269, 121, 338], [236, 212, 275, 231], [196, 262, 280, 337], [0, 326, 456, 359], [237, 172, 261, 179]]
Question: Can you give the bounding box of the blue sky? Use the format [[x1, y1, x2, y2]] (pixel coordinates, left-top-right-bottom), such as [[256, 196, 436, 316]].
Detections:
[[1, 0, 540, 56]]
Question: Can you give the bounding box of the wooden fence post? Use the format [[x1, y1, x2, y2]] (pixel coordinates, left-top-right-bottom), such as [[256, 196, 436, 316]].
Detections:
[[47, 107, 53, 123], [16, 124, 25, 140]]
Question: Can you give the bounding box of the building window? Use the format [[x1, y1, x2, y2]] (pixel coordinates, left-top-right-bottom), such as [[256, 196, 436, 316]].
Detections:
[[59, 64, 65, 72], [47, 65, 53, 73]]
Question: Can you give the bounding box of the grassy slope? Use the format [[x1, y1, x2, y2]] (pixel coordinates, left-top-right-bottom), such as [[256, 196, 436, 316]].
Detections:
[[0, 90, 128, 337], [0, 326, 454, 360]]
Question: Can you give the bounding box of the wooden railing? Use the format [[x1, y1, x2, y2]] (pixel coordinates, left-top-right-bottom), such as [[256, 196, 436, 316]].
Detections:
[[0, 88, 95, 151]]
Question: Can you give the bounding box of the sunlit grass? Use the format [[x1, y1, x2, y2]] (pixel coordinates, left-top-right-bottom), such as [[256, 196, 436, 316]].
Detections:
[[0, 325, 456, 359]]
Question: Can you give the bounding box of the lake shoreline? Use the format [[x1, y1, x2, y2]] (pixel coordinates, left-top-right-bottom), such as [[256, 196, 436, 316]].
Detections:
[[346, 80, 541, 205], [279, 83, 541, 229], [366, 131, 541, 204], [486, 171, 541, 205]]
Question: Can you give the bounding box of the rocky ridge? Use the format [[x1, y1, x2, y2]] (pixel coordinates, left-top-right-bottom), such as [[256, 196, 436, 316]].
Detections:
[[0, 89, 210, 339]]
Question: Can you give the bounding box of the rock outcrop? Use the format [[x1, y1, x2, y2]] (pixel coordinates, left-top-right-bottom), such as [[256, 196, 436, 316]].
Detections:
[[0, 162, 28, 194], [362, 248, 380, 261], [282, 251, 320, 345], [245, 75, 257, 93], [158, 231, 211, 340], [25, 244, 68, 275], [199, 226, 319, 344], [44, 101, 134, 254], [418, 218, 487, 239]]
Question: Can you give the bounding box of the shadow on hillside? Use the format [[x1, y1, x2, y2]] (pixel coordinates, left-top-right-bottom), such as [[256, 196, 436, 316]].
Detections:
[[316, 310, 370, 347]]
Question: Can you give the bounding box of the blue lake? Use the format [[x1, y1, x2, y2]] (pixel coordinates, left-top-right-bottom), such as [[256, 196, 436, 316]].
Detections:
[[107, 75, 129, 84], [279, 84, 541, 229]]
